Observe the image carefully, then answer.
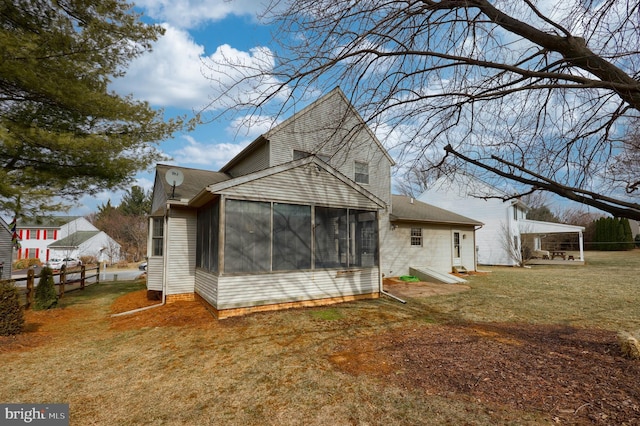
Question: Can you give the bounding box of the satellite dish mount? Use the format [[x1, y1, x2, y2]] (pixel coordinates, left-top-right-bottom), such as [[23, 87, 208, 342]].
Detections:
[[165, 168, 184, 199]]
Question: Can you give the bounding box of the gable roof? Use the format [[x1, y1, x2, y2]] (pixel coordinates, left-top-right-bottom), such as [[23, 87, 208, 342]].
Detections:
[[18, 216, 82, 228], [220, 87, 395, 173], [48, 231, 102, 248], [194, 156, 387, 209], [391, 195, 483, 226], [155, 164, 230, 202]]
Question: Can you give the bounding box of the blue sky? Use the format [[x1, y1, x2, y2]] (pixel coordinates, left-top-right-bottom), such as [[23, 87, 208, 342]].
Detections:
[[71, 2, 278, 215], [66, 0, 611, 218]]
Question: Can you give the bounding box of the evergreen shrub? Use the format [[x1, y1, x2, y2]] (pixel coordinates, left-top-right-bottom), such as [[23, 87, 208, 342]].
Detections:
[[0, 280, 25, 335], [34, 267, 57, 310]]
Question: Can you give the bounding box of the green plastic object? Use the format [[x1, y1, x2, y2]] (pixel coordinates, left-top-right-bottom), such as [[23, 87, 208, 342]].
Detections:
[[399, 275, 420, 282]]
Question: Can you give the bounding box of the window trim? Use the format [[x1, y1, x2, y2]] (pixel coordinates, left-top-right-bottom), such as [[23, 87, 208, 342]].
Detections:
[[354, 161, 369, 184], [410, 227, 423, 247], [151, 217, 164, 256]]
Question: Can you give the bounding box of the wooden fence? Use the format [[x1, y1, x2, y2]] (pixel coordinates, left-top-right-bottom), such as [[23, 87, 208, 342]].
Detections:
[[4, 265, 101, 310]]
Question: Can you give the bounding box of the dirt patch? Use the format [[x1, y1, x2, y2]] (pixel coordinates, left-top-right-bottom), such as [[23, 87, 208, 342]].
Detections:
[[109, 289, 163, 314], [384, 278, 470, 298], [0, 307, 77, 353], [330, 322, 640, 425], [109, 290, 217, 330]]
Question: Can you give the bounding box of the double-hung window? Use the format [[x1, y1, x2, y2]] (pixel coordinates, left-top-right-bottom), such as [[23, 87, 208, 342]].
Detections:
[[410, 228, 422, 246], [152, 217, 163, 256], [354, 161, 369, 184]]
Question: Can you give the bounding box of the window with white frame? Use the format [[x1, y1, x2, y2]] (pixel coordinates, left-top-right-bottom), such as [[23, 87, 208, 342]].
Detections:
[[354, 161, 369, 184], [410, 228, 422, 246], [151, 217, 163, 256]]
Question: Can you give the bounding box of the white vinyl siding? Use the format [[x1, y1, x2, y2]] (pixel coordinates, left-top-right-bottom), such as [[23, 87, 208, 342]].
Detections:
[[195, 269, 218, 306], [381, 224, 476, 277], [225, 142, 270, 178], [146, 256, 164, 291], [165, 209, 197, 295], [215, 268, 379, 310], [219, 166, 380, 211], [267, 90, 392, 207]]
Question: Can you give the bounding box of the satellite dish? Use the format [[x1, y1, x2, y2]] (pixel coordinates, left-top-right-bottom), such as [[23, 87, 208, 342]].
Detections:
[[165, 168, 184, 187], [165, 168, 184, 198]]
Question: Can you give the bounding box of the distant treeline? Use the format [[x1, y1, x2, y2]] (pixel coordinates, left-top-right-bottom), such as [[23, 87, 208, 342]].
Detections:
[[590, 217, 636, 251]]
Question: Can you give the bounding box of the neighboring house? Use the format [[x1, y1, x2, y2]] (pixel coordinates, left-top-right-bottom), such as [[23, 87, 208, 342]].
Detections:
[[0, 218, 12, 280], [14, 216, 116, 262], [48, 230, 121, 264], [418, 175, 585, 266], [147, 88, 481, 318]]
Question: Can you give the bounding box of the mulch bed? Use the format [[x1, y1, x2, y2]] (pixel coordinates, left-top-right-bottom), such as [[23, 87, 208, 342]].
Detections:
[[331, 322, 640, 424]]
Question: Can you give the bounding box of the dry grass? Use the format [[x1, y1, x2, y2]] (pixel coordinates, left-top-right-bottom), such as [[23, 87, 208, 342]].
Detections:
[[1, 250, 639, 425], [618, 330, 640, 359]]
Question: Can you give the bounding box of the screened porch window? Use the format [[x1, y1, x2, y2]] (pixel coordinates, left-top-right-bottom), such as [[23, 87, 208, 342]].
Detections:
[[314, 207, 378, 268], [273, 203, 312, 271], [196, 200, 219, 272], [315, 207, 348, 268], [224, 200, 271, 273], [211, 199, 378, 274]]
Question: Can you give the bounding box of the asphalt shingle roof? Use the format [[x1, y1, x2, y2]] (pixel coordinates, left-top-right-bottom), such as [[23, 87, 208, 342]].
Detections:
[[391, 195, 483, 226]]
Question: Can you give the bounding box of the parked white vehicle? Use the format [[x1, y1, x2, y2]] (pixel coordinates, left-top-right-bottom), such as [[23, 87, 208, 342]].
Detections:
[[46, 258, 82, 270]]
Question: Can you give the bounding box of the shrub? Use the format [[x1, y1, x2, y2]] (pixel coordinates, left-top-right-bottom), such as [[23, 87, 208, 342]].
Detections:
[[0, 280, 24, 336], [618, 331, 640, 360], [12, 258, 42, 270], [80, 255, 97, 265], [34, 267, 57, 310], [116, 260, 130, 268]]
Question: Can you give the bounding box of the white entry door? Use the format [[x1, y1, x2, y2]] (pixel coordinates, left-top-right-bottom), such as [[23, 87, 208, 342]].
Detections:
[[452, 231, 462, 266]]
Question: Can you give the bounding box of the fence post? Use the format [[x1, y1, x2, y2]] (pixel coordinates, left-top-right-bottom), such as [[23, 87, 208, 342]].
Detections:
[[26, 269, 35, 310], [96, 263, 100, 285], [59, 269, 66, 298], [80, 264, 86, 290]]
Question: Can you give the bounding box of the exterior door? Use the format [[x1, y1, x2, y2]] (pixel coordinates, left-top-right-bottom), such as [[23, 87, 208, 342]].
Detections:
[[452, 231, 462, 266]]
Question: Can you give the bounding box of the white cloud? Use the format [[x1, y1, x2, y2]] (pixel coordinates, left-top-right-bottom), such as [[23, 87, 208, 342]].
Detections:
[[171, 135, 248, 169], [110, 25, 285, 113], [110, 25, 211, 110], [134, 0, 260, 29]]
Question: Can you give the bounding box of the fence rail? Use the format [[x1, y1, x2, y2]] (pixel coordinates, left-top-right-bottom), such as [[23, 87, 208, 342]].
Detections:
[[2, 265, 100, 309]]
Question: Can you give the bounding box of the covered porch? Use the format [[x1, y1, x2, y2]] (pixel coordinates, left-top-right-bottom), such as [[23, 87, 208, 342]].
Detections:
[[519, 219, 585, 264]]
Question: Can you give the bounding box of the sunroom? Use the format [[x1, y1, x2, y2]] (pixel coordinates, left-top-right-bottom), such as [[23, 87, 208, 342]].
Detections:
[[191, 158, 386, 318]]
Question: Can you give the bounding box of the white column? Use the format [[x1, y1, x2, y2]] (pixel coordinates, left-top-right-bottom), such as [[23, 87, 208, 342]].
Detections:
[[578, 231, 584, 261]]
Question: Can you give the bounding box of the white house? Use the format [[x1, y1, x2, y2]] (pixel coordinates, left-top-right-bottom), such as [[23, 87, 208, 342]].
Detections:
[[14, 216, 120, 263], [48, 230, 121, 264], [147, 88, 481, 318], [418, 174, 585, 266]]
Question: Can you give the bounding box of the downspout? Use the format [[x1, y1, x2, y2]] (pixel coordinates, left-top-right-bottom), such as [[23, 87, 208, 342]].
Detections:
[[111, 203, 170, 317]]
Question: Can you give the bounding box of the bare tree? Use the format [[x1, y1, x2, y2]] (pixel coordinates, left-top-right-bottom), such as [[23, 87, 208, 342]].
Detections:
[[207, 0, 640, 219]]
